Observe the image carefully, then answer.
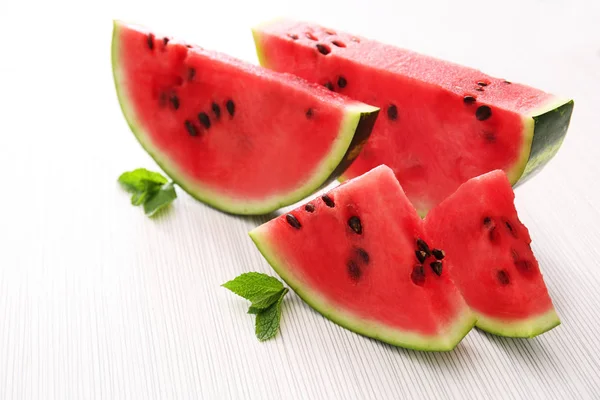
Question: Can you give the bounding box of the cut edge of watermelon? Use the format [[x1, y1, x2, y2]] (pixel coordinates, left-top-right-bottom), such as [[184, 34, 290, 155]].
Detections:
[[475, 308, 561, 339], [112, 20, 379, 215], [249, 227, 476, 351], [517, 98, 575, 185], [506, 97, 574, 185], [252, 20, 280, 68]]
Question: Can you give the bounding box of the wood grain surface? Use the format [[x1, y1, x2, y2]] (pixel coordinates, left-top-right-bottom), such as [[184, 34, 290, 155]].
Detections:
[[1, 0, 599, 398]]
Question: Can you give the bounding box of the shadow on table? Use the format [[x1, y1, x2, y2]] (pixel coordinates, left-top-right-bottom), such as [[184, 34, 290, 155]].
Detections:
[[377, 326, 561, 374], [476, 328, 560, 366]]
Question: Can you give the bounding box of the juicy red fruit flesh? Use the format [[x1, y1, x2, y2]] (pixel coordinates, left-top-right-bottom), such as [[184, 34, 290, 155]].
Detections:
[[115, 23, 359, 201], [425, 170, 557, 320], [253, 20, 559, 213]]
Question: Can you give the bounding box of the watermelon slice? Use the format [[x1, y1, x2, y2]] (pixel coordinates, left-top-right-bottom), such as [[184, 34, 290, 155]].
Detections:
[[425, 170, 560, 338], [249, 165, 475, 351], [111, 21, 379, 215], [252, 19, 574, 215]]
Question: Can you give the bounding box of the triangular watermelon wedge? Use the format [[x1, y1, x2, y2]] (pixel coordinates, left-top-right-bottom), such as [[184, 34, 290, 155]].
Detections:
[[250, 165, 476, 351], [425, 170, 560, 338], [111, 21, 379, 215]]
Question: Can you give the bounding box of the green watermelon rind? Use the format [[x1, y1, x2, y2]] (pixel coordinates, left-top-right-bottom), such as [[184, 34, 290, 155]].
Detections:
[[111, 21, 379, 215], [249, 227, 477, 352], [474, 309, 561, 339], [508, 98, 575, 186]]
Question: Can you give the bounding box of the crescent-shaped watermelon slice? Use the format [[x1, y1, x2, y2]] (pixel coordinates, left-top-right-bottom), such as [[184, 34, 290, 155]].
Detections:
[[111, 21, 379, 215]]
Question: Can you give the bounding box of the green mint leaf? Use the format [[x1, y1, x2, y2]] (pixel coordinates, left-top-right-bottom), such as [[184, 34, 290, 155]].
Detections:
[[223, 273, 289, 342], [248, 288, 288, 314], [247, 306, 261, 315], [118, 168, 168, 193], [222, 272, 284, 305], [131, 187, 155, 206], [118, 168, 177, 217], [255, 289, 287, 341], [143, 182, 177, 217]]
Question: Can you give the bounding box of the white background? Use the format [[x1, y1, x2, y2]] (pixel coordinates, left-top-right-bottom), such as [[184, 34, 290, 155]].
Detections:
[[1, 0, 599, 398]]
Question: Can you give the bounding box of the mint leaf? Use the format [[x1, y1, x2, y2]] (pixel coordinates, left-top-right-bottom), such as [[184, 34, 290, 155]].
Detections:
[[248, 288, 288, 314], [118, 168, 177, 217], [222, 272, 284, 306], [118, 168, 168, 193], [131, 188, 155, 206], [255, 290, 287, 341], [222, 273, 289, 341], [143, 182, 177, 217]]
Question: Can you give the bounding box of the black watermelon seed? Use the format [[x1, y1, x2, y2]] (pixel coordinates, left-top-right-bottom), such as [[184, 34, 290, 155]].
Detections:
[[503, 218, 517, 237], [497, 270, 510, 285], [304, 203, 315, 213], [347, 260, 362, 281], [477, 81, 488, 87], [348, 216, 362, 234], [483, 216, 492, 226], [476, 105, 492, 121], [430, 261, 443, 276], [226, 99, 235, 117], [305, 32, 317, 40], [511, 248, 520, 261], [187, 68, 196, 81], [489, 226, 499, 242], [356, 248, 370, 264], [387, 104, 398, 121], [198, 112, 211, 129], [285, 214, 301, 229], [306, 108, 314, 119], [162, 37, 169, 46], [287, 33, 299, 40], [169, 94, 180, 110], [463, 95, 476, 104], [185, 44, 192, 48], [146, 33, 154, 50], [324, 81, 334, 91], [184, 120, 198, 136], [316, 44, 331, 55], [411, 265, 426, 286], [515, 260, 533, 273], [475, 87, 484, 92], [332, 40, 346, 48], [211, 102, 221, 120], [415, 250, 427, 264], [432, 249, 445, 260], [416, 238, 431, 256], [322, 195, 335, 208], [503, 80, 512, 84], [337, 76, 347, 88]]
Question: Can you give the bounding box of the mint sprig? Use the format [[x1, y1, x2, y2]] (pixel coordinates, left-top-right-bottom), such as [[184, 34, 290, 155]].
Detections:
[[118, 168, 177, 217], [255, 291, 287, 341], [222, 272, 289, 341]]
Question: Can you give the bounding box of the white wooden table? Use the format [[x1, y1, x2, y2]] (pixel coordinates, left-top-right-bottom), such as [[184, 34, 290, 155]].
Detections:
[[1, 0, 599, 398]]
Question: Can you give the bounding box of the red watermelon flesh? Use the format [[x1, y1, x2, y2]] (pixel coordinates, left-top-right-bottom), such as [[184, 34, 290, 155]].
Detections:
[[425, 170, 560, 338], [250, 165, 475, 351], [111, 21, 379, 215], [252, 19, 574, 215]]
